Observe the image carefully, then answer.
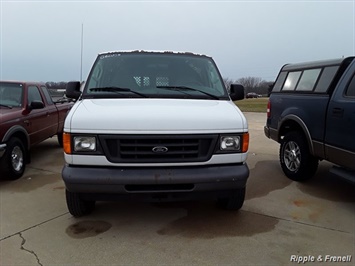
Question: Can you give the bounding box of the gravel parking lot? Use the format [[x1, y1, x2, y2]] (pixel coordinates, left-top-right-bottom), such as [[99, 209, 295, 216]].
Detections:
[[1, 112, 354, 265]]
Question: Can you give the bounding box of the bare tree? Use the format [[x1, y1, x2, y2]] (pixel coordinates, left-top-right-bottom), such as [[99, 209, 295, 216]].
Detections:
[[223, 77, 235, 92], [223, 76, 273, 96], [236, 77, 263, 93]]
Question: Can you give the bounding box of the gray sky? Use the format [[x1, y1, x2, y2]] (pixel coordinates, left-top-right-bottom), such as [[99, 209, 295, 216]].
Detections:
[[1, 0, 354, 82]]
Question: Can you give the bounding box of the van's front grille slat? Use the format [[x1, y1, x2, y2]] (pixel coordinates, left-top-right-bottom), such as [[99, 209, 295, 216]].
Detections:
[[99, 134, 218, 163]]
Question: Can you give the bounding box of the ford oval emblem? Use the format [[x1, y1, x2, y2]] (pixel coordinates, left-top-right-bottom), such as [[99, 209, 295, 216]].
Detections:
[[152, 146, 168, 153]]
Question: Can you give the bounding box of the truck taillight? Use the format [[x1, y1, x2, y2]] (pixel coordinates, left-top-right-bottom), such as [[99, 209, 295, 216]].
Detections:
[[267, 100, 271, 118]]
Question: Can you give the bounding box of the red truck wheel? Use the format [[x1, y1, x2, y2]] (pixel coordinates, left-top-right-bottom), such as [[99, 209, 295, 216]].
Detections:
[[0, 137, 26, 180]]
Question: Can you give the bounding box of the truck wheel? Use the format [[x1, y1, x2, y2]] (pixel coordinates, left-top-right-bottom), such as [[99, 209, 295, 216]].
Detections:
[[0, 137, 26, 180], [57, 132, 63, 147], [280, 132, 318, 181], [217, 188, 245, 210], [66, 190, 95, 217]]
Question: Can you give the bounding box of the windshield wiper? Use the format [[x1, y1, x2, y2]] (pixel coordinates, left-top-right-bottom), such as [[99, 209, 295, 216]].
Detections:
[[89, 87, 148, 98], [0, 104, 12, 109], [156, 86, 220, 100]]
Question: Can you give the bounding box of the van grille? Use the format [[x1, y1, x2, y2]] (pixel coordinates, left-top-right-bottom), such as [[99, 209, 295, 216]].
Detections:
[[99, 134, 218, 163]]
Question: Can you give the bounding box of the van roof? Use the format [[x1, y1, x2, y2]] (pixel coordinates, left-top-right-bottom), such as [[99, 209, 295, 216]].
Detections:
[[98, 50, 211, 58]]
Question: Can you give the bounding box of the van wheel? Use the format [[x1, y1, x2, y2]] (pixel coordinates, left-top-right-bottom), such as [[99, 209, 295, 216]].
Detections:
[[217, 188, 245, 210], [66, 190, 95, 217], [0, 137, 26, 180], [280, 132, 318, 181]]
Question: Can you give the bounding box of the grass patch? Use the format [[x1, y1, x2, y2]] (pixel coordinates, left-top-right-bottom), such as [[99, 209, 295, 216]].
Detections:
[[234, 98, 269, 113]]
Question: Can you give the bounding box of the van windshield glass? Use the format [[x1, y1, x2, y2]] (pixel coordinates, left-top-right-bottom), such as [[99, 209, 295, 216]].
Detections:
[[83, 53, 228, 100]]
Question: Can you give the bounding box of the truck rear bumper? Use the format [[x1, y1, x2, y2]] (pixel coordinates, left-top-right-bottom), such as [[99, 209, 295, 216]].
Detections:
[[264, 126, 278, 142], [62, 163, 249, 197]]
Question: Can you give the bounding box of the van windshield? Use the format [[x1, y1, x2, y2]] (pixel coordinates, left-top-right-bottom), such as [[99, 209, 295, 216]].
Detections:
[[83, 52, 229, 100]]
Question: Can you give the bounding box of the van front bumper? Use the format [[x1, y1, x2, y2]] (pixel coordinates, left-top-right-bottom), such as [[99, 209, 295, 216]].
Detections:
[[62, 163, 249, 197]]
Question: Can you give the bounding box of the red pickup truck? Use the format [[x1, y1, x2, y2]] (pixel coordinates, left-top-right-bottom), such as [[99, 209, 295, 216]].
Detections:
[[0, 81, 73, 180]]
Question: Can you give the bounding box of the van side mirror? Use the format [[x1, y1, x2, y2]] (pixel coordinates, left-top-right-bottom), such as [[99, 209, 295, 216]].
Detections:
[[229, 84, 245, 101], [66, 81, 81, 100]]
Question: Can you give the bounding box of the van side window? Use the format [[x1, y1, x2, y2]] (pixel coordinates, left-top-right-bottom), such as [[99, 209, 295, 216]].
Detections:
[[314, 66, 339, 93], [345, 74, 355, 97], [282, 71, 301, 91], [295, 69, 321, 91]]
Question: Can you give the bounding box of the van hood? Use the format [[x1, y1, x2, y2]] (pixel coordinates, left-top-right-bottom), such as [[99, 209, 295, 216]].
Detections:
[[65, 99, 248, 134]]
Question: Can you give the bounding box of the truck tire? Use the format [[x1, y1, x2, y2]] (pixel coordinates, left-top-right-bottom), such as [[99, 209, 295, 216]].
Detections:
[[66, 190, 95, 217], [217, 188, 245, 210], [0, 137, 26, 180], [280, 131, 318, 181]]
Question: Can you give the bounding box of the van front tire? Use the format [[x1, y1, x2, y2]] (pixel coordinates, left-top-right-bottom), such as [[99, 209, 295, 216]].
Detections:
[[66, 190, 95, 217], [217, 188, 245, 210]]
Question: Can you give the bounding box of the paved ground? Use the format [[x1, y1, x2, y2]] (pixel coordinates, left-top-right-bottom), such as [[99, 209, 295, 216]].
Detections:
[[1, 112, 354, 265]]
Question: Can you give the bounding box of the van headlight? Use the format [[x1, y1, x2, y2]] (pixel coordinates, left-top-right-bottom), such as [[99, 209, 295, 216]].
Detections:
[[74, 136, 96, 152], [220, 136, 240, 151]]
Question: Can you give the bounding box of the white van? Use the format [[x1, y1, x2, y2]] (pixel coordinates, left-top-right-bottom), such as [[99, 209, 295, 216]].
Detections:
[[63, 51, 249, 217]]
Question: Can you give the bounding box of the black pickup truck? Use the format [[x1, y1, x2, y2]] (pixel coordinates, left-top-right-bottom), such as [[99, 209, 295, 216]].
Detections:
[[264, 57, 355, 183]]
